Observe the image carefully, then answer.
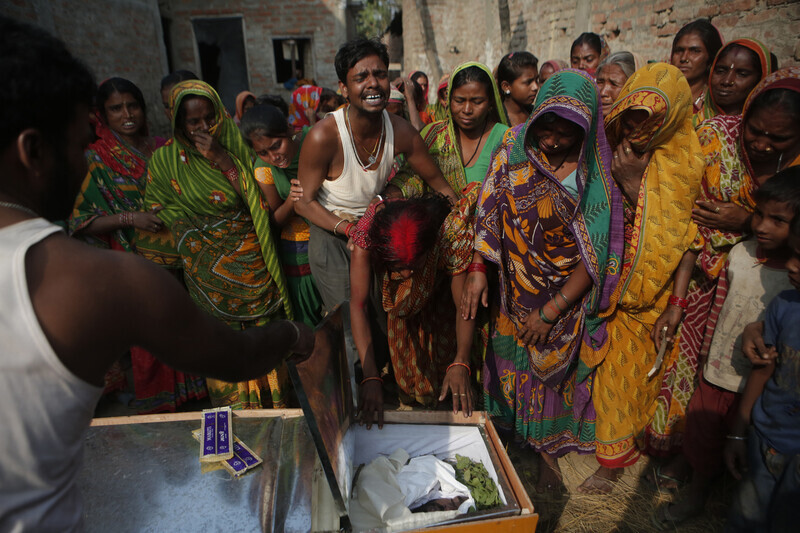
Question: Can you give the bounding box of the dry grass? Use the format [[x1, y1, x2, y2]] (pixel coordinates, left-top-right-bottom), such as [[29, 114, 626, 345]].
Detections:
[[504, 444, 733, 533]]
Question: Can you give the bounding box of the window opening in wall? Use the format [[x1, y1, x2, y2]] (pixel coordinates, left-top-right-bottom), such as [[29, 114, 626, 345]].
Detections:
[[192, 17, 249, 115], [273, 38, 312, 88]]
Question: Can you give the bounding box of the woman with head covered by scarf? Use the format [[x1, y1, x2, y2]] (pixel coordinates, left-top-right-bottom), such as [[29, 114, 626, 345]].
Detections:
[[462, 68, 623, 493], [644, 67, 800, 499], [693, 38, 774, 127], [576, 63, 704, 493], [138, 80, 293, 409]]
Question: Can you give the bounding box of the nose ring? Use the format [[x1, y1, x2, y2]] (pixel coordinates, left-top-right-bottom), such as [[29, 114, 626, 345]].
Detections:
[[553, 143, 559, 149], [765, 147, 774, 153]]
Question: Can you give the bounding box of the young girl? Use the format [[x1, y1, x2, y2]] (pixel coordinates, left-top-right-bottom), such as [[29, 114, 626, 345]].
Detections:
[[495, 51, 539, 127], [241, 104, 323, 327]]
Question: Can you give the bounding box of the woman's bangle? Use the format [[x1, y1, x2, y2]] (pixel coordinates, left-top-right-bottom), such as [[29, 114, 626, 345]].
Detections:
[[467, 262, 487, 274], [119, 211, 134, 228], [539, 306, 557, 325], [557, 290, 570, 307], [361, 376, 383, 386], [375, 194, 384, 202], [550, 297, 566, 313], [668, 295, 689, 309], [726, 435, 747, 441], [333, 218, 346, 235], [345, 223, 354, 238], [446, 362, 471, 377]]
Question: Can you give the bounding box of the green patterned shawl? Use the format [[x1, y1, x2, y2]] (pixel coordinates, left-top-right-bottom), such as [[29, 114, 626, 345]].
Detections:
[[138, 80, 292, 320]]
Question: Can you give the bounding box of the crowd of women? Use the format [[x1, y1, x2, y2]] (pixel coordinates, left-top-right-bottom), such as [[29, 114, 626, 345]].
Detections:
[[68, 18, 800, 530]]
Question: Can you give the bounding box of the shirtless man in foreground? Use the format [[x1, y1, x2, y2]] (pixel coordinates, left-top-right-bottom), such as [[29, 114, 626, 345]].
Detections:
[[0, 17, 314, 531]]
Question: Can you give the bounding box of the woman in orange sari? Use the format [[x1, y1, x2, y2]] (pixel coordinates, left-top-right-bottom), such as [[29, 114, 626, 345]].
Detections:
[[577, 63, 704, 493]]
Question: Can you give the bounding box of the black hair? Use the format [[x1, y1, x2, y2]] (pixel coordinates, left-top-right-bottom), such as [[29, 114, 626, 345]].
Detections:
[[672, 19, 723, 64], [571, 32, 602, 56], [96, 77, 147, 121], [717, 43, 762, 80], [334, 38, 390, 84], [451, 66, 495, 100], [754, 166, 800, 216], [368, 194, 451, 270], [747, 88, 800, 123], [160, 70, 198, 91], [0, 16, 95, 149], [496, 52, 539, 91], [240, 104, 291, 144], [410, 71, 428, 84], [256, 94, 289, 118], [409, 78, 426, 110], [770, 53, 779, 71], [318, 87, 345, 111]]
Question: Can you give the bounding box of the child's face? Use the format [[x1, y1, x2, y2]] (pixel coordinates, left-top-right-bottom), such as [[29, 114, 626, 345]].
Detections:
[[787, 233, 800, 290], [751, 199, 794, 251]]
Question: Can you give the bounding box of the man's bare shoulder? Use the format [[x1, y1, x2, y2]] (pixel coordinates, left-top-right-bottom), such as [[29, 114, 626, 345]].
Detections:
[[387, 113, 418, 151], [305, 114, 340, 150]]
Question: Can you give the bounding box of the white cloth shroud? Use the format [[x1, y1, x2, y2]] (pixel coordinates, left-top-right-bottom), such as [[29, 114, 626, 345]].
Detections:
[[348, 448, 475, 532]]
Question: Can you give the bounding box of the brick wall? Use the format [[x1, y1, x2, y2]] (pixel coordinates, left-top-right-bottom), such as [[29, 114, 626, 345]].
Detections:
[[402, 0, 800, 102], [5, 0, 170, 135], [163, 0, 348, 111]]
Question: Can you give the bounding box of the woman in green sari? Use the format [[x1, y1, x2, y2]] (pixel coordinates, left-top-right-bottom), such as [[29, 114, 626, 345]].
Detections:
[[138, 80, 293, 409], [241, 104, 322, 327], [393, 62, 509, 197]]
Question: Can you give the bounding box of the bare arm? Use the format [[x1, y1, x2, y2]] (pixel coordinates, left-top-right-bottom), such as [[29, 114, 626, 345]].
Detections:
[[518, 260, 593, 346], [724, 361, 774, 480], [391, 116, 457, 202], [402, 77, 425, 132], [295, 120, 347, 232], [29, 236, 314, 387], [349, 245, 383, 428], [257, 180, 295, 228], [652, 249, 698, 350], [439, 272, 474, 416], [78, 207, 164, 237]]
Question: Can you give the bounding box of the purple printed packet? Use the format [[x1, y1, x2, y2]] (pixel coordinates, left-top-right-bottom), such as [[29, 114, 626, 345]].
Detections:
[[198, 407, 234, 462]]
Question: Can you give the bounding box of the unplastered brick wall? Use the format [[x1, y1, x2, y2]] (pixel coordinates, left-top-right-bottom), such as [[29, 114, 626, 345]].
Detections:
[[402, 0, 799, 98], [163, 0, 347, 106], [5, 0, 171, 136]]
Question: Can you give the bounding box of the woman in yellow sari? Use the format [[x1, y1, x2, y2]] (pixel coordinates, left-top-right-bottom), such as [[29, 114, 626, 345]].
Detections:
[[577, 63, 704, 493]]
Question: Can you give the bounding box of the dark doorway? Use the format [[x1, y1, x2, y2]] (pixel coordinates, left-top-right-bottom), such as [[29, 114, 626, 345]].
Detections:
[[192, 17, 249, 115]]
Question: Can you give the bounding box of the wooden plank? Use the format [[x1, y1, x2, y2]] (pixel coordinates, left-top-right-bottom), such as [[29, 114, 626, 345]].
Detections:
[[484, 417, 535, 514], [90, 408, 304, 426], [424, 513, 539, 532], [381, 410, 486, 425]]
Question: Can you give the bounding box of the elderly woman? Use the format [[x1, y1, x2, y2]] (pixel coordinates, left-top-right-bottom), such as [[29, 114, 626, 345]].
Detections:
[[350, 187, 481, 428], [577, 63, 704, 493], [138, 80, 293, 410], [595, 51, 636, 117], [669, 19, 724, 122], [646, 68, 800, 502], [393, 62, 509, 197], [69, 77, 207, 413], [463, 69, 623, 493], [694, 38, 774, 126]]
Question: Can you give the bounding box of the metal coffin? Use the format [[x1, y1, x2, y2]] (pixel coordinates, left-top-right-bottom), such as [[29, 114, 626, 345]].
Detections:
[[287, 306, 538, 531]]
